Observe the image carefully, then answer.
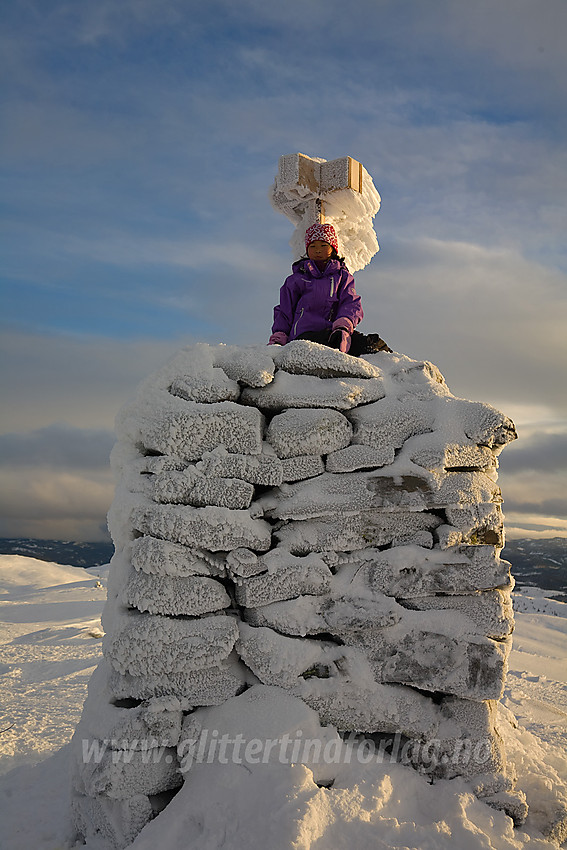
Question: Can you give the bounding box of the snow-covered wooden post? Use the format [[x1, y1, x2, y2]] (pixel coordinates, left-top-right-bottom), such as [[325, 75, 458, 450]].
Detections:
[[272, 153, 364, 227], [269, 152, 382, 272]]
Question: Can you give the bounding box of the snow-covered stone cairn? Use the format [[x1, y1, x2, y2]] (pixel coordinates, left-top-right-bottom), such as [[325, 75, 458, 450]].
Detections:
[[71, 340, 525, 847]]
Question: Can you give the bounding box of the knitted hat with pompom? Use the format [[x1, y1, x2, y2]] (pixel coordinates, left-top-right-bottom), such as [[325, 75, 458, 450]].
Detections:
[[305, 223, 339, 253]]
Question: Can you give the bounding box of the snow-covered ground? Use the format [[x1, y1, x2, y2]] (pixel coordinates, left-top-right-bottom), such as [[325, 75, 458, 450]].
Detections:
[[0, 554, 565, 849], [0, 556, 108, 774], [504, 587, 567, 754]]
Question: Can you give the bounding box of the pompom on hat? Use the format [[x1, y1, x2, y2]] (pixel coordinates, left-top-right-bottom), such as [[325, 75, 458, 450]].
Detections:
[[305, 222, 339, 254]]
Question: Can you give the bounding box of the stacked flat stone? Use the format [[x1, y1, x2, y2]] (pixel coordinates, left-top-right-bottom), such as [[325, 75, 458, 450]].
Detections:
[[71, 340, 520, 848]]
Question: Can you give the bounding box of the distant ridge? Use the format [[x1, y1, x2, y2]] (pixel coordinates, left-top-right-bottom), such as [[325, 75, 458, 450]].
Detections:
[[0, 537, 114, 568], [503, 537, 567, 599]]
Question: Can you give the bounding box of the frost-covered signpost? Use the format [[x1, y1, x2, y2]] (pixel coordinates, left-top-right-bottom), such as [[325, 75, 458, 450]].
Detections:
[[271, 153, 365, 227], [270, 152, 382, 272], [69, 156, 536, 849]]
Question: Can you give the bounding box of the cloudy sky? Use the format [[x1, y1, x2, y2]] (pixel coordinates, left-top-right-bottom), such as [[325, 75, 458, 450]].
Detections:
[[1, 0, 566, 542]]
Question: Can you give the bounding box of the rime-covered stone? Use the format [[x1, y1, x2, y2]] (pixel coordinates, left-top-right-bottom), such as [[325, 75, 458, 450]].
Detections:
[[241, 370, 385, 411], [365, 630, 511, 700], [130, 499, 271, 552], [239, 621, 510, 701], [214, 345, 276, 387], [275, 510, 441, 554], [169, 369, 240, 404], [153, 468, 254, 510], [130, 536, 225, 578], [225, 547, 264, 578], [410, 441, 496, 472], [265, 470, 498, 521], [245, 583, 513, 642], [198, 446, 283, 486], [75, 663, 184, 749], [348, 396, 436, 451], [326, 444, 395, 473], [266, 407, 353, 459], [116, 393, 264, 462], [237, 622, 351, 691], [437, 521, 504, 549], [348, 545, 512, 597], [234, 551, 332, 607], [271, 339, 382, 379], [441, 503, 505, 547], [452, 399, 517, 449], [71, 793, 153, 850], [281, 454, 325, 482], [122, 566, 230, 616], [108, 658, 247, 703], [399, 590, 514, 640], [244, 593, 402, 636], [105, 610, 239, 677], [74, 744, 181, 800]]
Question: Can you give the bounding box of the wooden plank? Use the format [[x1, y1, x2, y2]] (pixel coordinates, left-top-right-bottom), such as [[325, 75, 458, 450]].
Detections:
[[348, 156, 363, 193]]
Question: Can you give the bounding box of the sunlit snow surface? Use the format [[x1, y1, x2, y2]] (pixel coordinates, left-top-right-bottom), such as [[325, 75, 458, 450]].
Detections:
[[0, 555, 565, 850]]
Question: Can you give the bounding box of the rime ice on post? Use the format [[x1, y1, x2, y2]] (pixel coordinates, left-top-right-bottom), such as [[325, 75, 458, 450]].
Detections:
[[269, 152, 382, 272], [271, 154, 363, 227]]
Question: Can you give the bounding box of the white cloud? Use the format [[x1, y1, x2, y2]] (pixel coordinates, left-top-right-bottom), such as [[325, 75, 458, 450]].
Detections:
[[440, 0, 567, 85], [56, 232, 273, 276], [0, 467, 113, 542], [0, 423, 117, 542], [358, 237, 567, 418], [500, 467, 567, 516], [499, 432, 567, 475], [0, 330, 185, 433], [0, 424, 114, 469], [505, 519, 567, 540]]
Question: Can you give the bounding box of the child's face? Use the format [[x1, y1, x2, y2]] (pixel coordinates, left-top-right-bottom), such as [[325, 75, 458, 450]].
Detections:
[[307, 240, 333, 264]]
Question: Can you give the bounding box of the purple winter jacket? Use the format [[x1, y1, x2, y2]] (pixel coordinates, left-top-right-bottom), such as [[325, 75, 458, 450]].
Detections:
[[271, 258, 363, 341]]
